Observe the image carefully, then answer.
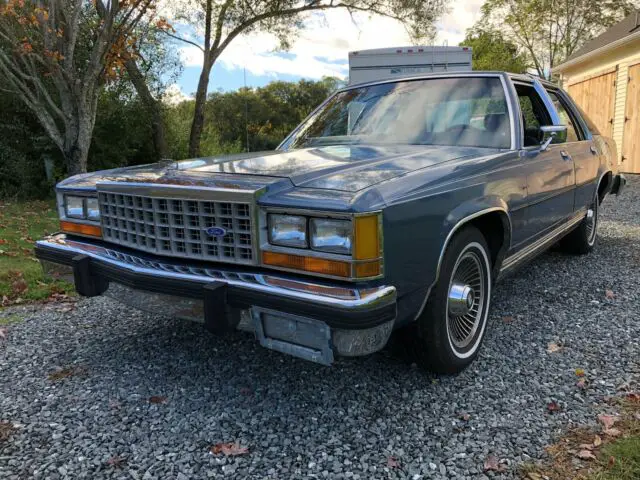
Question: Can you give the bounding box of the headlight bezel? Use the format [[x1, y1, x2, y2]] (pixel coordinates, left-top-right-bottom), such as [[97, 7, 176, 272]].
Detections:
[[59, 192, 101, 223], [262, 208, 383, 281]]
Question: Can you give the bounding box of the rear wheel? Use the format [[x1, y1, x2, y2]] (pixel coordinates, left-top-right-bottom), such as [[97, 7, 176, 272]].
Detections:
[[412, 226, 492, 374], [560, 193, 598, 255]]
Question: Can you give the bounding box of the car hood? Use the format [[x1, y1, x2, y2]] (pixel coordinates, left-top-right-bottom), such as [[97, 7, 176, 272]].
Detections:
[[58, 144, 500, 193]]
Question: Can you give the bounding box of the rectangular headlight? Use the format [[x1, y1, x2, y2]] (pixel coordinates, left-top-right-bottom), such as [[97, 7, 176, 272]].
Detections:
[[268, 214, 307, 248], [64, 195, 85, 219], [86, 197, 100, 221], [310, 218, 352, 254]]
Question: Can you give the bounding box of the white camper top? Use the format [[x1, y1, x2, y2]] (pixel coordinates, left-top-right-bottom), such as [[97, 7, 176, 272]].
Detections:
[[348, 46, 473, 85]]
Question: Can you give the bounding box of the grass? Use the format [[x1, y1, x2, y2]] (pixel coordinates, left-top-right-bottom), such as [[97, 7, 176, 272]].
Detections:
[[0, 200, 74, 306], [522, 396, 640, 480], [594, 435, 640, 479], [0, 314, 24, 325]]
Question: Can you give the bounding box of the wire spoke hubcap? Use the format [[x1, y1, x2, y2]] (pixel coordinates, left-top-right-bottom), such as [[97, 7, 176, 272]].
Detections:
[[447, 251, 486, 350]]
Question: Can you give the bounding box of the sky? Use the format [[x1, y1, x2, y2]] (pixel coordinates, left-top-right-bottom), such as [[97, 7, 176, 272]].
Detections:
[[168, 0, 485, 100]]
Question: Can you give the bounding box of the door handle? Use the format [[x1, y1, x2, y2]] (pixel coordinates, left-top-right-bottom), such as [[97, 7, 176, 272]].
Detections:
[[590, 145, 598, 155], [560, 150, 572, 161]]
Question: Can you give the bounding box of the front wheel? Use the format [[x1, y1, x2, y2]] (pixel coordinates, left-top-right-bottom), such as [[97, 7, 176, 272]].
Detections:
[[412, 226, 492, 374]]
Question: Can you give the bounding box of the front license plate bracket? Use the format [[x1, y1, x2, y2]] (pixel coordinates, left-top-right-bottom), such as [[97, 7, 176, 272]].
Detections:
[[252, 308, 334, 365]]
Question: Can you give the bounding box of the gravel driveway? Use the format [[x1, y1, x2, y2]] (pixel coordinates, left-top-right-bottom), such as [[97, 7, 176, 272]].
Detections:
[[2, 178, 639, 480]]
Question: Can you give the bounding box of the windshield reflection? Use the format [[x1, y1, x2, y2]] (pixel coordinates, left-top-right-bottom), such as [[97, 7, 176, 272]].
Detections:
[[283, 77, 511, 150]]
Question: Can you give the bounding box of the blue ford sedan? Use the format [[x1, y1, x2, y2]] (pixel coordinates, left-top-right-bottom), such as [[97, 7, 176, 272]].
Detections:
[[36, 72, 625, 373]]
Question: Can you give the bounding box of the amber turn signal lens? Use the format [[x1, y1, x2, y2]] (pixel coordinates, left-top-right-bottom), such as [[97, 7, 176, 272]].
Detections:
[[60, 220, 102, 238], [353, 215, 380, 260], [262, 251, 351, 277], [355, 260, 381, 278]]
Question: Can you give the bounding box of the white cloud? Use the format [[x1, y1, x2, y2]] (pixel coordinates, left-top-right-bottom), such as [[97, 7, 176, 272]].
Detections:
[[174, 2, 485, 80], [436, 0, 485, 45], [162, 83, 193, 104]]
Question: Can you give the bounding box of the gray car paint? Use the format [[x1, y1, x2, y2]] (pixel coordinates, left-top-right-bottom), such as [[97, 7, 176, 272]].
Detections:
[[56, 72, 617, 328]]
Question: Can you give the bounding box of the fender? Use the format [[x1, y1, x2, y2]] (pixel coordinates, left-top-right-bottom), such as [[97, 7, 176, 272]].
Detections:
[[413, 197, 512, 321]]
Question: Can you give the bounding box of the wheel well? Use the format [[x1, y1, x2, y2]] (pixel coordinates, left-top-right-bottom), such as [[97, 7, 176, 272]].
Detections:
[[468, 212, 510, 269], [598, 172, 612, 204]]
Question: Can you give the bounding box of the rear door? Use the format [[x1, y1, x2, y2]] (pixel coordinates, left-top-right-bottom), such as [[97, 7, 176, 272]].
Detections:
[[514, 81, 576, 246], [545, 88, 598, 210]]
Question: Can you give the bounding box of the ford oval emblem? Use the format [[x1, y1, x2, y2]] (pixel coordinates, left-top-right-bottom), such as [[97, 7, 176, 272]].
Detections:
[[205, 226, 226, 237]]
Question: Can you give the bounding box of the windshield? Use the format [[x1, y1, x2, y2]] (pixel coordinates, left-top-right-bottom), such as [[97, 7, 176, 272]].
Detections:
[[282, 77, 511, 150]]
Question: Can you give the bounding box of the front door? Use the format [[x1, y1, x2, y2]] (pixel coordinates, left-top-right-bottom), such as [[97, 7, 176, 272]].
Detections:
[[514, 83, 576, 247]]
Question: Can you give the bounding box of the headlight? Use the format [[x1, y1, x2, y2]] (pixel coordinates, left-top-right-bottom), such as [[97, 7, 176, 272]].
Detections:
[[64, 196, 85, 219], [86, 197, 100, 221], [310, 218, 352, 254], [64, 195, 100, 222], [268, 214, 307, 248]]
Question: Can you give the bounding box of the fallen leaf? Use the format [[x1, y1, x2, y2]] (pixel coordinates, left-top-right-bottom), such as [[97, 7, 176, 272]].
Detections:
[[577, 450, 596, 460], [547, 401, 562, 413], [387, 456, 400, 468], [578, 444, 594, 450], [209, 441, 249, 456], [576, 379, 588, 390], [526, 473, 543, 480], [547, 342, 562, 353], [0, 239, 7, 244], [575, 368, 585, 377], [0, 328, 6, 340], [149, 396, 167, 404], [605, 289, 615, 299], [625, 392, 640, 403], [593, 435, 602, 447], [11, 279, 28, 296], [47, 365, 87, 381], [106, 456, 127, 468], [608, 455, 616, 467], [598, 414, 617, 429], [502, 315, 514, 323], [459, 413, 471, 421], [483, 455, 506, 472], [603, 428, 621, 437], [0, 420, 16, 441]]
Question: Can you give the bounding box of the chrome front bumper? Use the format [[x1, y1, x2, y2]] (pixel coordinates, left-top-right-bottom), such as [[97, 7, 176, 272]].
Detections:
[[36, 234, 397, 364]]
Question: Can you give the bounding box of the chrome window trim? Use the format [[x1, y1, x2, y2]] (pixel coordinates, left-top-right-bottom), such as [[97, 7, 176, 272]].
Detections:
[[279, 73, 517, 152]]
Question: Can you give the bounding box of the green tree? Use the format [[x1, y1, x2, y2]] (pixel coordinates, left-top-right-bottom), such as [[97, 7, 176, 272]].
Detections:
[[0, 1, 163, 175], [164, 77, 341, 159], [163, 0, 448, 157], [460, 29, 529, 73], [478, 0, 637, 78]]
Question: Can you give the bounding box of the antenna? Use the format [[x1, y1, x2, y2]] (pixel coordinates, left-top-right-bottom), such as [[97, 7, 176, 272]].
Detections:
[[244, 66, 249, 153]]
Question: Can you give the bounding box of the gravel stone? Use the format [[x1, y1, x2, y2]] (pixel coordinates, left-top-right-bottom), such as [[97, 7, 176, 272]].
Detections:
[[1, 179, 640, 479]]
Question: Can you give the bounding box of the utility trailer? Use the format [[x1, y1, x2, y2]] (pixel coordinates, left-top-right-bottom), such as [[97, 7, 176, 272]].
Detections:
[[348, 46, 472, 85]]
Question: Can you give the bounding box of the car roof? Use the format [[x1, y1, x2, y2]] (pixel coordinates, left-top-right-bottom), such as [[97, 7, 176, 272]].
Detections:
[[341, 71, 559, 91]]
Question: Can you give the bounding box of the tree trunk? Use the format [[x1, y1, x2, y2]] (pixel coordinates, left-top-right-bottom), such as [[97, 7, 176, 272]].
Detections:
[[125, 58, 169, 159], [64, 140, 90, 175], [188, 57, 213, 157]]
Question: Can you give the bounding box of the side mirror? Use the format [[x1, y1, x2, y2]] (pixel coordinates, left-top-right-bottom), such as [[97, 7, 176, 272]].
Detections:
[[539, 125, 567, 151]]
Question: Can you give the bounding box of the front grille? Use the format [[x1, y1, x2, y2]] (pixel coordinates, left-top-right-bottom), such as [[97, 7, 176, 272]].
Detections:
[[99, 192, 254, 264]]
